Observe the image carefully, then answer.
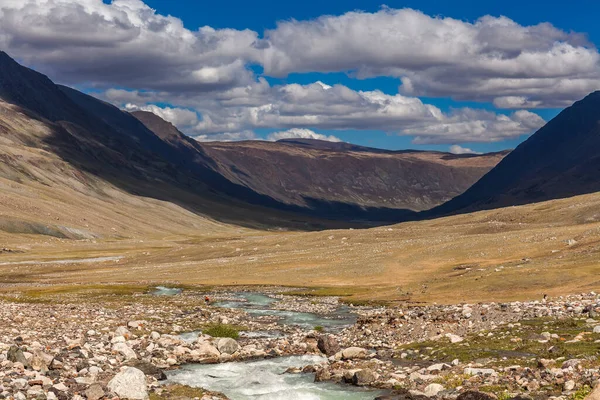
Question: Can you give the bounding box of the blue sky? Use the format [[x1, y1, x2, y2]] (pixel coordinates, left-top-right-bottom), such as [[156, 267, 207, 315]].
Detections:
[[4, 0, 600, 153], [138, 0, 600, 151]]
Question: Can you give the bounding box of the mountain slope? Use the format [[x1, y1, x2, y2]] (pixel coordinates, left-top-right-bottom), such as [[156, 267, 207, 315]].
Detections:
[[0, 51, 351, 232], [133, 111, 507, 212], [432, 91, 600, 215]]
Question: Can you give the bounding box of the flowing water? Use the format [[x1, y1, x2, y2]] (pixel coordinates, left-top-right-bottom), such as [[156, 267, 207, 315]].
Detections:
[[167, 355, 384, 400], [216, 293, 357, 332], [152, 286, 183, 296]]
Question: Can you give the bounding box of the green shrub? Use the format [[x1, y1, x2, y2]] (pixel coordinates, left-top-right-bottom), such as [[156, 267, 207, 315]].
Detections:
[[202, 323, 241, 339]]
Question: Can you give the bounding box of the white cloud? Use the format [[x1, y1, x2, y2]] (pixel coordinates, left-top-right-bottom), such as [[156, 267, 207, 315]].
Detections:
[[0, 0, 259, 91], [267, 128, 341, 142], [191, 131, 257, 142], [1, 1, 568, 143], [449, 145, 482, 155], [163, 81, 544, 144], [261, 8, 600, 107], [124, 103, 198, 127], [1, 2, 599, 108]]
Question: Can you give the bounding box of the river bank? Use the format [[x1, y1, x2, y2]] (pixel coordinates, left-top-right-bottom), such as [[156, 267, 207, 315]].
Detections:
[[1, 286, 600, 399]]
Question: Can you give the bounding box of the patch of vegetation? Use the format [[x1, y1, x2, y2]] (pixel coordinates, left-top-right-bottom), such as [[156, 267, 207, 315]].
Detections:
[[150, 384, 207, 399], [202, 323, 243, 339], [570, 386, 592, 400], [314, 325, 324, 332], [397, 317, 600, 368]]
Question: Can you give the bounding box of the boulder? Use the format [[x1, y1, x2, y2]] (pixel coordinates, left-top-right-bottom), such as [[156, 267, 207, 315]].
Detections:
[[217, 338, 239, 355], [341, 347, 368, 360], [85, 384, 105, 400], [126, 360, 167, 381], [107, 367, 149, 400], [317, 335, 341, 356], [423, 383, 444, 397], [196, 343, 220, 358], [457, 391, 495, 400], [352, 369, 377, 386], [7, 346, 29, 367], [113, 342, 137, 360]]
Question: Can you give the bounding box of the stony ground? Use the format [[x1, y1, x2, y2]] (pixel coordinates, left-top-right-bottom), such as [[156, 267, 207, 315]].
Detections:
[[1, 287, 600, 399]]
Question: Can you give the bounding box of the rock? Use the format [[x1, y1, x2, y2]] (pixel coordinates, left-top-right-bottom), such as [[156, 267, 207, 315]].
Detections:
[[564, 380, 576, 391], [423, 383, 444, 397], [107, 367, 149, 400], [85, 383, 105, 400], [593, 326, 600, 334], [314, 368, 332, 382], [445, 333, 464, 343], [341, 347, 368, 360], [217, 338, 239, 355], [585, 385, 600, 400], [464, 367, 497, 376], [7, 346, 29, 367], [562, 359, 582, 369], [196, 343, 220, 359], [113, 342, 137, 360], [317, 335, 341, 356], [126, 360, 167, 381], [353, 369, 377, 386], [457, 391, 495, 400]]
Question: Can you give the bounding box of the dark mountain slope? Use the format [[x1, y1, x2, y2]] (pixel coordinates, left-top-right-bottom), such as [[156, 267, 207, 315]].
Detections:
[[133, 112, 506, 212], [431, 91, 600, 216]]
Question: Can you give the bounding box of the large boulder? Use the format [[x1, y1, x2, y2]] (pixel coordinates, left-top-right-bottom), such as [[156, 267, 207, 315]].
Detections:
[[352, 369, 377, 386], [196, 343, 220, 358], [423, 383, 445, 397], [126, 360, 167, 381], [217, 338, 239, 355], [341, 347, 368, 360], [317, 335, 340, 356], [107, 367, 149, 400]]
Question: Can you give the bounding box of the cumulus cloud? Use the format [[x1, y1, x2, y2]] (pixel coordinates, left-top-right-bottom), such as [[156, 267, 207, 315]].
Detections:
[[124, 103, 198, 127], [1, 2, 599, 108], [110, 80, 545, 144], [261, 8, 600, 107], [0, 0, 259, 91], [267, 128, 341, 142], [449, 145, 482, 155], [0, 1, 566, 143]]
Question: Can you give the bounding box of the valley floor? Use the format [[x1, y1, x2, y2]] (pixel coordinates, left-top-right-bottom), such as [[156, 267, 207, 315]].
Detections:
[[1, 191, 600, 304]]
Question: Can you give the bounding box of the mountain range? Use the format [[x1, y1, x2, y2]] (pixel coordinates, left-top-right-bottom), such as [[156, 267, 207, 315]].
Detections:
[[1, 49, 599, 238]]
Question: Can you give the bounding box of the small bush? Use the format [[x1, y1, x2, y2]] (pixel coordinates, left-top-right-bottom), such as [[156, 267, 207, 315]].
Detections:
[[203, 323, 241, 339], [314, 326, 324, 332]]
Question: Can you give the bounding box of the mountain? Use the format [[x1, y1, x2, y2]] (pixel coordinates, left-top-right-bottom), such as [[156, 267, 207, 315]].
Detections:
[[0, 51, 339, 233], [133, 111, 507, 212], [431, 91, 600, 216], [0, 50, 507, 232]]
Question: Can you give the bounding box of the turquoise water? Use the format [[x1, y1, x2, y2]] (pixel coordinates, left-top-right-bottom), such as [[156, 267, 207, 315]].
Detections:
[[152, 286, 183, 296], [167, 355, 384, 400], [216, 293, 357, 332]]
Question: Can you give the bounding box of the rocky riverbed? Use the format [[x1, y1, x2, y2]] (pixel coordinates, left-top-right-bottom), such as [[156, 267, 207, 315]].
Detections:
[[1, 287, 600, 399]]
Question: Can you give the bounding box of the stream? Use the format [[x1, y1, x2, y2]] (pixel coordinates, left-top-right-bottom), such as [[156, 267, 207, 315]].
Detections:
[[216, 292, 357, 332], [167, 355, 384, 400], [157, 289, 379, 399]]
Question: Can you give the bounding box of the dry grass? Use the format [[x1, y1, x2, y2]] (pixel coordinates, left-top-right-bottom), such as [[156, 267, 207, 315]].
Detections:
[[1, 190, 600, 304]]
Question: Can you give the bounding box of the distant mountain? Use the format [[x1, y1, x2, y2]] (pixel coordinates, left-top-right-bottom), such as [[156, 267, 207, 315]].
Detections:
[[133, 111, 507, 212], [431, 91, 600, 216], [0, 50, 508, 230]]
